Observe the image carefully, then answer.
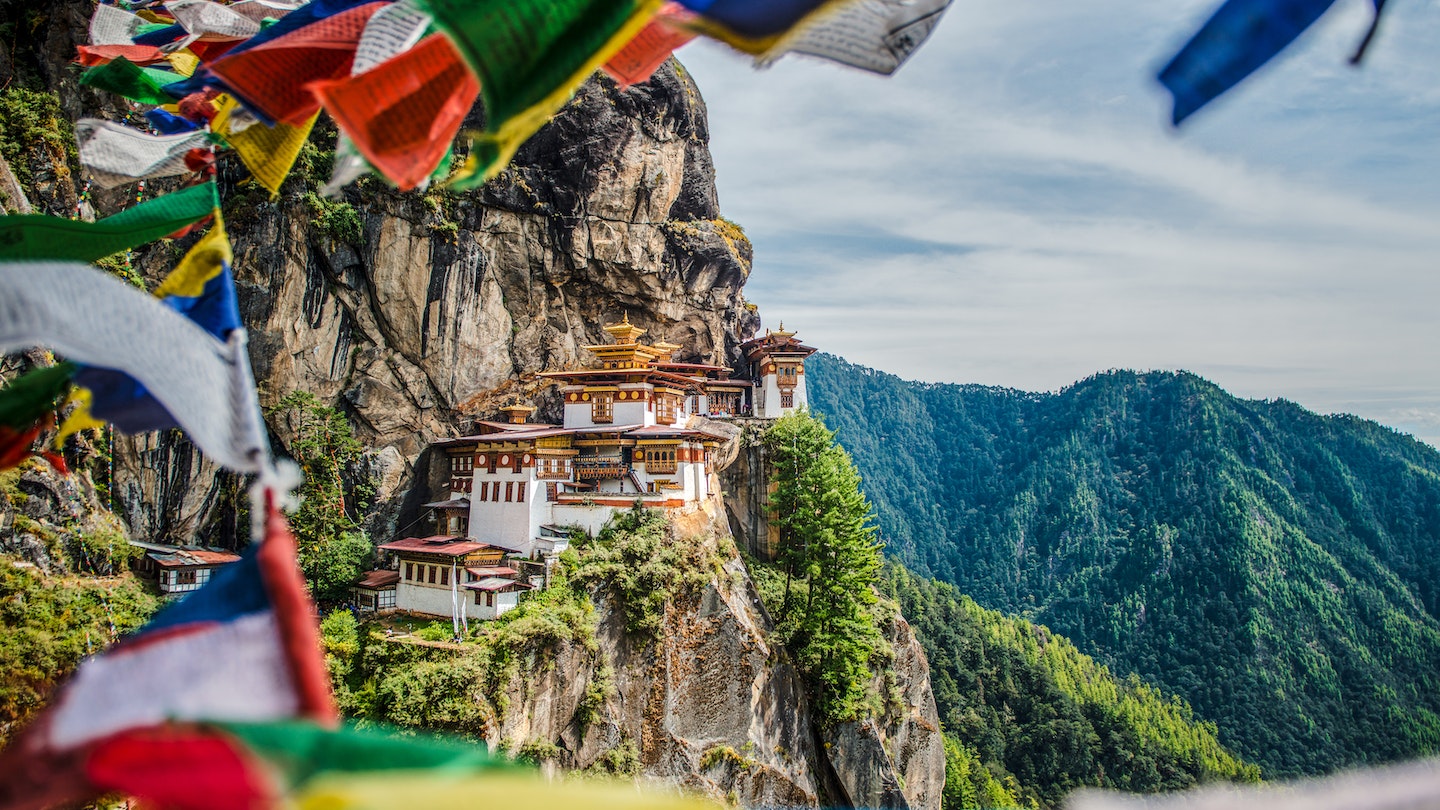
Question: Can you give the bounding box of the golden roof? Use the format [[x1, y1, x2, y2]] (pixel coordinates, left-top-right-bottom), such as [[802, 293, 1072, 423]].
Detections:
[[603, 313, 646, 344]]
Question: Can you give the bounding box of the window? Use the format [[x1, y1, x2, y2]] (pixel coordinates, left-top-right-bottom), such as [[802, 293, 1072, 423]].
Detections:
[[486, 592, 494, 607], [506, 481, 514, 502], [441, 567, 449, 586], [781, 392, 794, 408], [645, 447, 677, 474], [406, 562, 414, 581], [516, 481, 526, 501], [592, 392, 613, 423], [656, 395, 677, 425], [428, 566, 437, 584], [177, 570, 197, 585]]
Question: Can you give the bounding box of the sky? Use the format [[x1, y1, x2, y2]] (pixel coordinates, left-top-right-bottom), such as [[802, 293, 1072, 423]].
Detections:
[[677, 0, 1440, 446]]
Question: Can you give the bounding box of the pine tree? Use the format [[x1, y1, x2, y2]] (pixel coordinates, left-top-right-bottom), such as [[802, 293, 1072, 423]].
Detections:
[[763, 411, 885, 724]]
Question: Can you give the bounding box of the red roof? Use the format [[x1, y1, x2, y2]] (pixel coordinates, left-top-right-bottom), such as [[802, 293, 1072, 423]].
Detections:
[[148, 549, 242, 568], [355, 570, 400, 589], [378, 536, 498, 556]]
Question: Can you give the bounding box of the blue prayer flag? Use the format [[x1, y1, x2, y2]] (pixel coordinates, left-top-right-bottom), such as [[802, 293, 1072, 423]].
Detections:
[[676, 0, 827, 39], [1158, 0, 1337, 125]]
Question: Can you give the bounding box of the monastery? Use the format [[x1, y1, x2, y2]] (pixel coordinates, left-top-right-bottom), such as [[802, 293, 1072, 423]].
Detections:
[[354, 319, 816, 621]]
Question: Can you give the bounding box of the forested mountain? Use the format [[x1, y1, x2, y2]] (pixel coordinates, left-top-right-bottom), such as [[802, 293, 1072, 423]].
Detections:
[[807, 353, 1440, 777], [881, 564, 1259, 808]]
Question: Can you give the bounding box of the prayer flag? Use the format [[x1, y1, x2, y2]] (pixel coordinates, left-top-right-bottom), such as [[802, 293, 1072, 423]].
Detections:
[[75, 44, 169, 67], [311, 34, 478, 190], [1158, 0, 1338, 125], [321, 0, 434, 193], [0, 182, 217, 262], [167, 0, 265, 42], [73, 219, 241, 433], [79, 56, 185, 105], [0, 261, 268, 473], [755, 0, 952, 74], [89, 3, 149, 46], [208, 1, 387, 126], [420, 0, 663, 187], [76, 119, 211, 188], [212, 97, 318, 195], [603, 3, 696, 88], [676, 0, 831, 40], [0, 499, 333, 810], [0, 363, 75, 471]]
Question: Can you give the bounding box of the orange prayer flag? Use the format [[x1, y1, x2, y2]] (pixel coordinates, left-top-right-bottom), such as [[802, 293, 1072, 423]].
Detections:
[[208, 2, 385, 126], [76, 44, 170, 67], [310, 34, 478, 191], [603, 3, 696, 88]]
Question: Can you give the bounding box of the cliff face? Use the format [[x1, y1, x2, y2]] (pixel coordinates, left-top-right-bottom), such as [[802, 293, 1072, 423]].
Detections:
[[105, 62, 760, 544]]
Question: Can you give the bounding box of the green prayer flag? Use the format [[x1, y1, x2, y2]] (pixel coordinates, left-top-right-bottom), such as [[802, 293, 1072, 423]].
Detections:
[[0, 363, 77, 429], [80, 56, 183, 106], [214, 721, 515, 787], [0, 183, 217, 262], [417, 0, 659, 186]]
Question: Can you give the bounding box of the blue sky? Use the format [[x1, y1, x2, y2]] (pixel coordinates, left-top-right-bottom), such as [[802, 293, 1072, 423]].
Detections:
[[678, 0, 1440, 446]]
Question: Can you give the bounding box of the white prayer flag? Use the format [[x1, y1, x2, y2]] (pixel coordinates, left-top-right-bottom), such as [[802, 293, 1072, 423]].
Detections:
[[166, 0, 263, 41], [76, 119, 210, 189], [89, 4, 147, 46], [0, 262, 270, 474], [758, 0, 952, 75]]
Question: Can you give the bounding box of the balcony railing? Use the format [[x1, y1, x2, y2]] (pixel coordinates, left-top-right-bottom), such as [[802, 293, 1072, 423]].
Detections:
[[572, 459, 628, 479]]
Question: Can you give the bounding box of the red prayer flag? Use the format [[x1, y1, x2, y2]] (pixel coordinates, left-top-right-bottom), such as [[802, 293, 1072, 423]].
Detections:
[[603, 3, 697, 88], [76, 44, 170, 67], [310, 34, 479, 191], [209, 2, 386, 126]]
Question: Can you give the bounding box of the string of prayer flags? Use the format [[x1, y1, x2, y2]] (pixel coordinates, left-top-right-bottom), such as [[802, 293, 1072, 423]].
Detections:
[[754, 0, 954, 75], [79, 56, 187, 106], [76, 119, 212, 188], [0, 261, 269, 474], [1158, 0, 1337, 124], [0, 181, 217, 262], [216, 0, 383, 61], [0, 498, 332, 810], [208, 1, 387, 126], [602, 2, 697, 88], [212, 96, 318, 195], [420, 0, 664, 188], [312, 34, 477, 190]]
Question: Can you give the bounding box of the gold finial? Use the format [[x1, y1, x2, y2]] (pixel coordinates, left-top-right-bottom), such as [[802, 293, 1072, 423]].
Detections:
[[603, 313, 646, 344]]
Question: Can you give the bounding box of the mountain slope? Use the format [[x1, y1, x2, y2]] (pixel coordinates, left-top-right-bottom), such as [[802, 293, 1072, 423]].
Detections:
[[881, 563, 1259, 808], [808, 353, 1440, 777]]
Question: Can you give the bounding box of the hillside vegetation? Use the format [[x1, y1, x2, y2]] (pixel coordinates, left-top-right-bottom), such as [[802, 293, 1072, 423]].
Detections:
[[808, 353, 1440, 777], [884, 563, 1259, 807]]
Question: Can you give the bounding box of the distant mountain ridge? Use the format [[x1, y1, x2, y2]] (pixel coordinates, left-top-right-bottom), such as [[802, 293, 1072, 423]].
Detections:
[[807, 353, 1440, 777]]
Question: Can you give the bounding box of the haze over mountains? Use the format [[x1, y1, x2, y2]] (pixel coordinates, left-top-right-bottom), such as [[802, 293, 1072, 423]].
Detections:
[[807, 352, 1440, 777]]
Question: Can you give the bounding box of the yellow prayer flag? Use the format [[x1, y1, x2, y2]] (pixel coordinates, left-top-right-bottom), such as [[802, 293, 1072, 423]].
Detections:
[[153, 214, 231, 299], [166, 49, 201, 77], [295, 771, 719, 810], [213, 96, 317, 197], [53, 388, 105, 449]]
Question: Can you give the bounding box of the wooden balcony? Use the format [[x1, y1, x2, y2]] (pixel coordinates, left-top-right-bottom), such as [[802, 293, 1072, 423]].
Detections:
[[573, 459, 628, 479]]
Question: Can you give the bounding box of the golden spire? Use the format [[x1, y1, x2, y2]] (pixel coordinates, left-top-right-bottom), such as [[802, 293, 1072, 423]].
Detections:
[[603, 313, 646, 344], [772, 321, 796, 339]]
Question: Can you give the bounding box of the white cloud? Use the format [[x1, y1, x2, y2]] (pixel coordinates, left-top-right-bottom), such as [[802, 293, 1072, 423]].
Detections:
[[676, 0, 1440, 446]]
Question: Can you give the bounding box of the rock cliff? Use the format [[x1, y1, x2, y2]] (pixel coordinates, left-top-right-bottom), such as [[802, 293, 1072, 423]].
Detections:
[[2, 8, 945, 804]]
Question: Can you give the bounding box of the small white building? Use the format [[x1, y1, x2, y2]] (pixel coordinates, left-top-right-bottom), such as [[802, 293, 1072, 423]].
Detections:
[[376, 536, 530, 621], [130, 540, 241, 595], [352, 569, 399, 612]]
